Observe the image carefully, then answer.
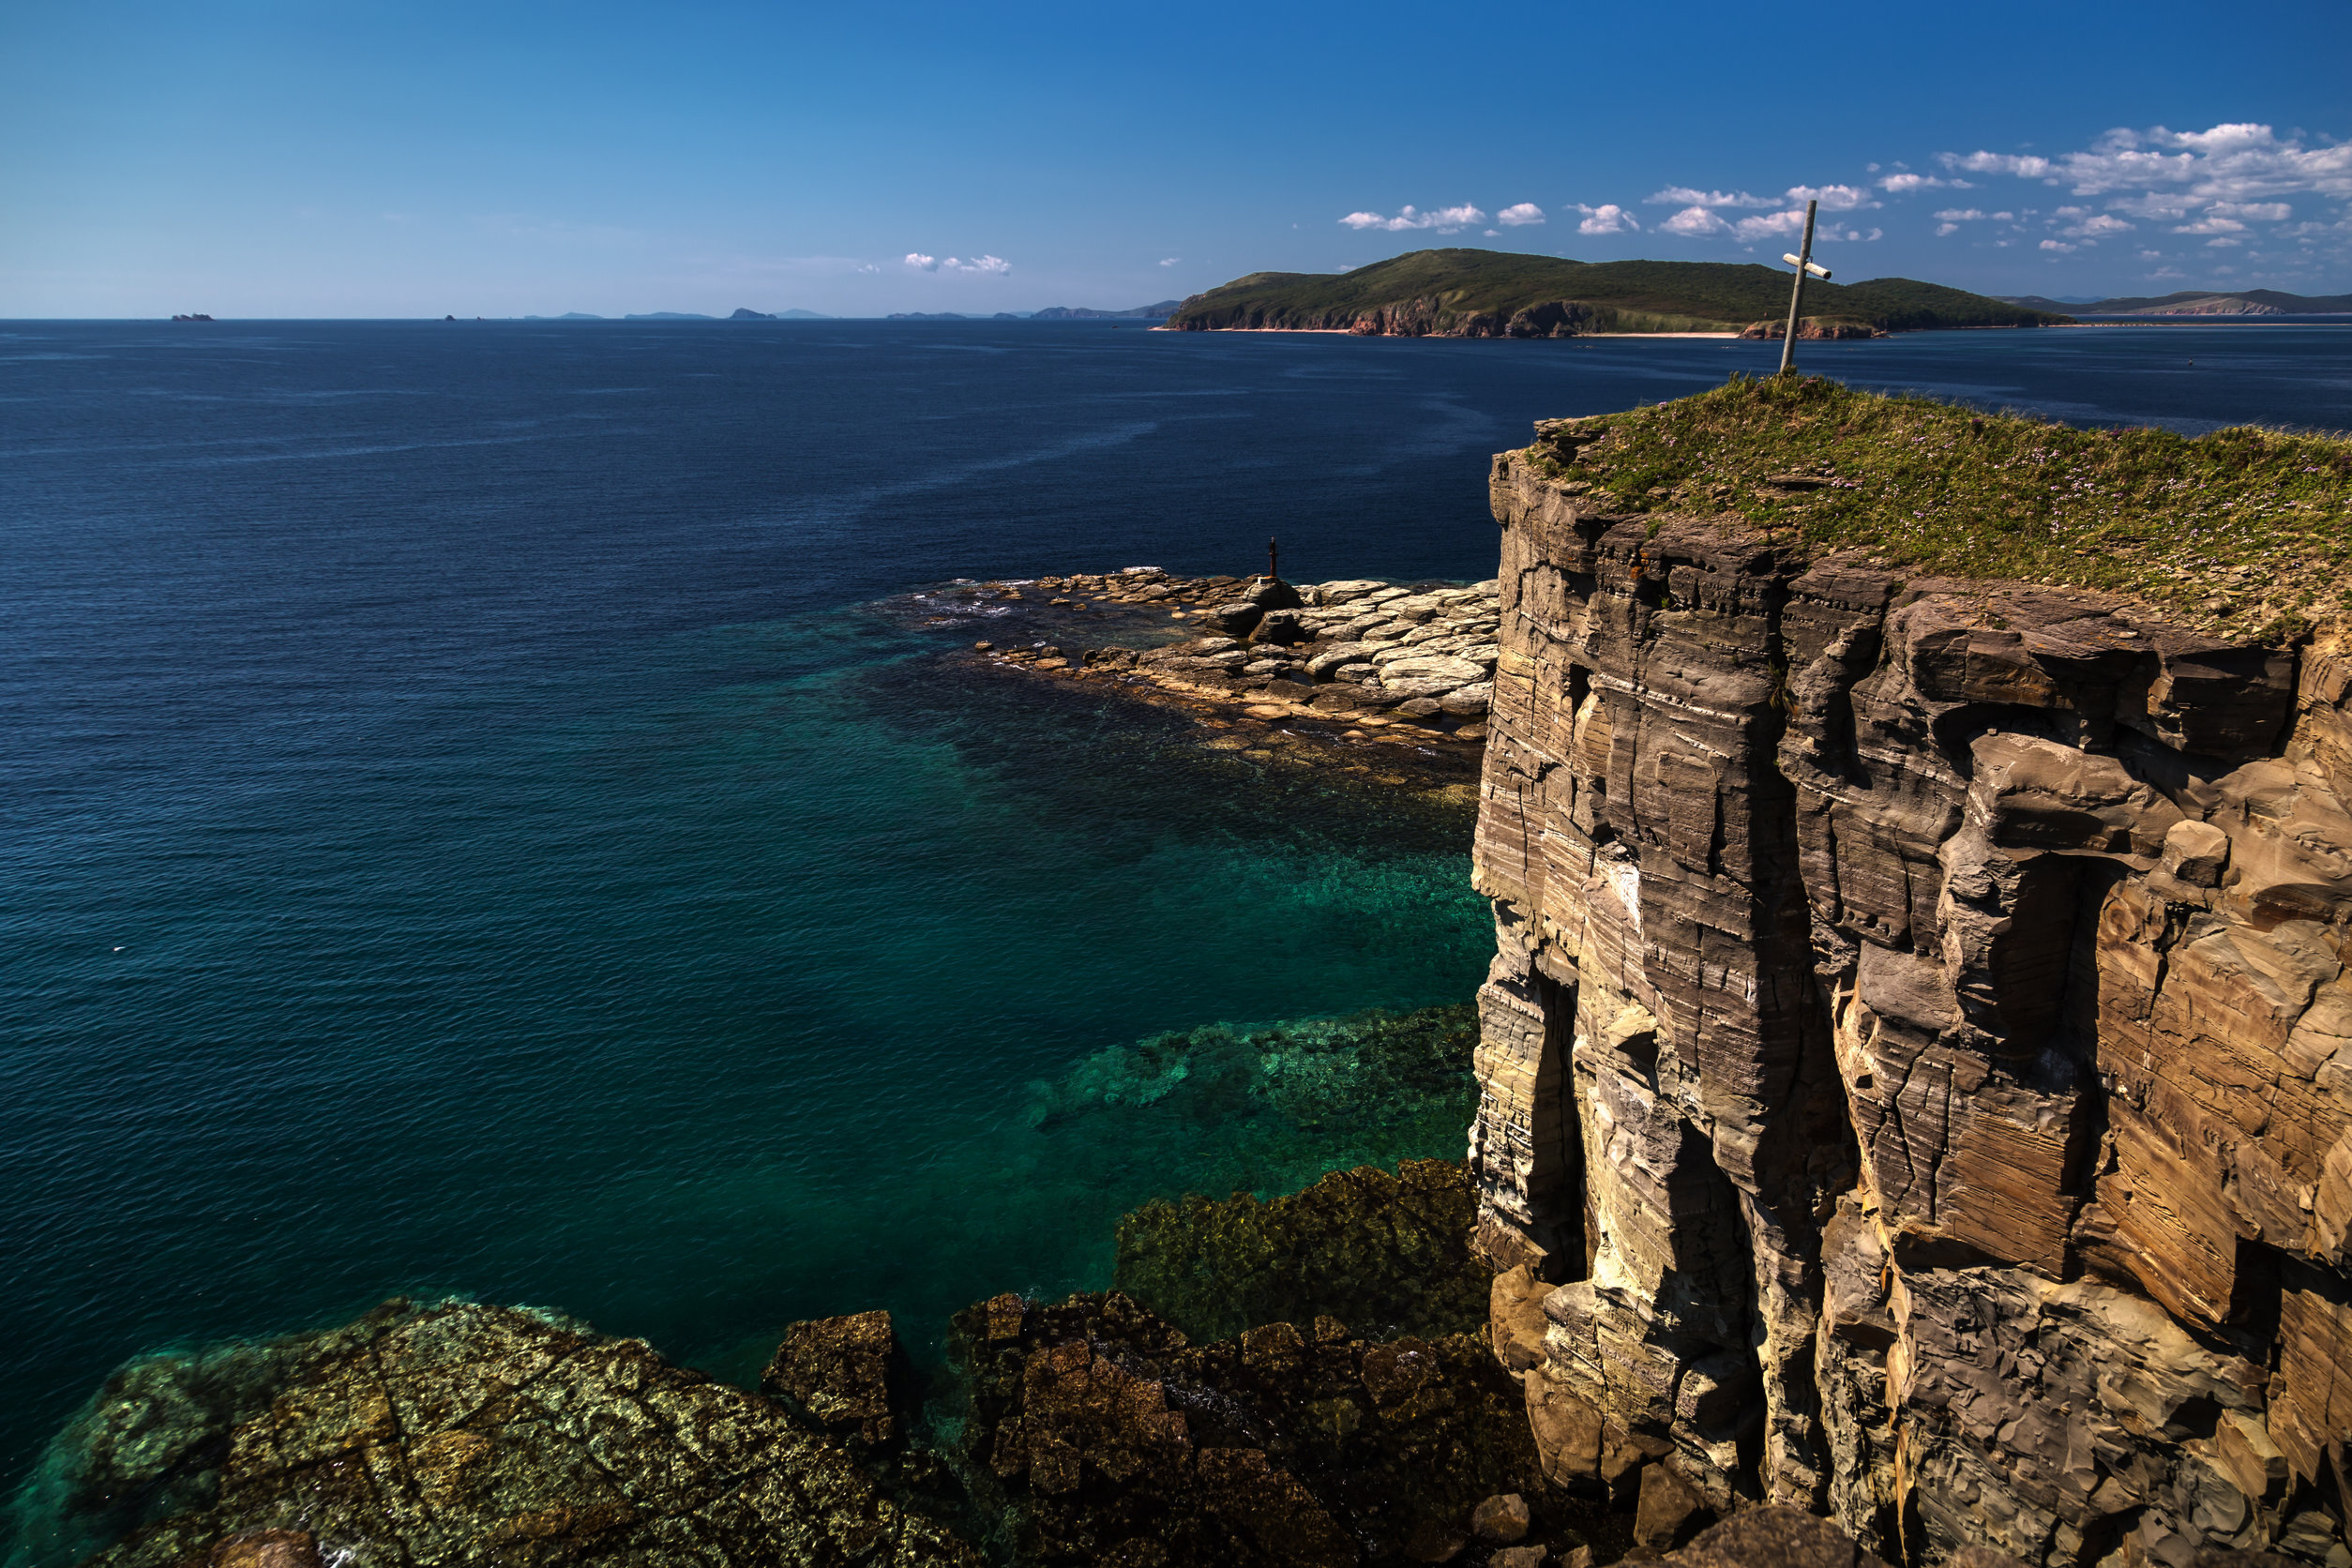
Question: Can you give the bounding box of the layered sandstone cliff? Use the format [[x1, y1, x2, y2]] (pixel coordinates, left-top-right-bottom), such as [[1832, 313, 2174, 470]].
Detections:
[[1468, 430, 2352, 1568]]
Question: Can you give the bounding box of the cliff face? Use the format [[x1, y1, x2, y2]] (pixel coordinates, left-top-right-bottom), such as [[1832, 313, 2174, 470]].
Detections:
[[1468, 444, 2352, 1567]]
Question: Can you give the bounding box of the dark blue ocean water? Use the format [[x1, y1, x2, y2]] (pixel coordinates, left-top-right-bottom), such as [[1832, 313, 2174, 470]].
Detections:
[[4, 317, 2347, 1550]]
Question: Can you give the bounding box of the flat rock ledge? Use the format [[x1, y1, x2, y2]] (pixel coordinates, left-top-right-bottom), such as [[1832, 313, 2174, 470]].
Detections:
[[953, 567, 1503, 749]]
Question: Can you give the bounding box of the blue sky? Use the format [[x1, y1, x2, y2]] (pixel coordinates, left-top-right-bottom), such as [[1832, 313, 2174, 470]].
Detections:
[[4, 0, 2348, 317]]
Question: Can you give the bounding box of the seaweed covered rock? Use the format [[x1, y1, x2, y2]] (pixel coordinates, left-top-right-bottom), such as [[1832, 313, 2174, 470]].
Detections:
[[947, 1289, 1621, 1566], [1113, 1159, 1486, 1344], [61, 1299, 978, 1568]]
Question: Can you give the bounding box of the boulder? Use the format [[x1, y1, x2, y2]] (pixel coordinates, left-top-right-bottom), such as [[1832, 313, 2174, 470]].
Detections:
[[1440, 684, 1492, 716], [1470, 1492, 1531, 1543], [1633, 1462, 1711, 1550], [1254, 611, 1310, 645], [1205, 602, 1264, 636], [1656, 1507, 1894, 1568], [1381, 656, 1489, 687], [760, 1308, 898, 1448]]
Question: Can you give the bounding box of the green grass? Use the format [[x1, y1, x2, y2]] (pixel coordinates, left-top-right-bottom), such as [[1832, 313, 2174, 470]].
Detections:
[[1167, 248, 2069, 334], [1521, 375, 2352, 641]]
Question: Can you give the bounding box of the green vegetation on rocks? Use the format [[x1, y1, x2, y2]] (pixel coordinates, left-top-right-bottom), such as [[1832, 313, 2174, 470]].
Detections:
[[1525, 374, 2352, 641], [1166, 249, 2068, 336]]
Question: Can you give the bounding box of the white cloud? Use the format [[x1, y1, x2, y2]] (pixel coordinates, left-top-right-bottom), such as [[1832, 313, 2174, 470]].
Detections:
[[2060, 214, 2134, 239], [908, 252, 1010, 274], [1649, 186, 1778, 209], [1158, 257, 1180, 266], [1660, 205, 1731, 236], [1934, 208, 1989, 221], [1571, 203, 1639, 234], [1935, 121, 2352, 272], [1339, 204, 1486, 233], [1787, 184, 1880, 212], [1497, 203, 1545, 226], [1879, 173, 1970, 194], [1944, 124, 2352, 207], [1732, 209, 1810, 240], [2041, 239, 2077, 252], [1936, 223, 1962, 237], [1948, 151, 2057, 179]]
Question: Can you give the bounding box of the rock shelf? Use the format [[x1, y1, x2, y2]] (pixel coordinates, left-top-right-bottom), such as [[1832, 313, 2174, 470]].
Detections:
[[938, 566, 1505, 748]]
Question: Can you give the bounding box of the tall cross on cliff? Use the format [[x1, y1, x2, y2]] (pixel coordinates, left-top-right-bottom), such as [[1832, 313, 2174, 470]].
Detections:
[[1268, 535, 1279, 582], [1776, 199, 1832, 376]]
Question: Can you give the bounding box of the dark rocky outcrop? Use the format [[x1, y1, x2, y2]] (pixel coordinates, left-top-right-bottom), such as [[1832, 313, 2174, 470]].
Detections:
[[761, 1308, 903, 1450], [947, 1289, 1621, 1566], [63, 1300, 978, 1568]]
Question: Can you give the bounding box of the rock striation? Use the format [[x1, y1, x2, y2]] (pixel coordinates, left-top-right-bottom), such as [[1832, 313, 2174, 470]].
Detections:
[[1465, 426, 2352, 1568]]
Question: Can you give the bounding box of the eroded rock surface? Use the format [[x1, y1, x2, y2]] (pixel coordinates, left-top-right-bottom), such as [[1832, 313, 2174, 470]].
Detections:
[[67, 1300, 978, 1568], [1466, 429, 2352, 1567]]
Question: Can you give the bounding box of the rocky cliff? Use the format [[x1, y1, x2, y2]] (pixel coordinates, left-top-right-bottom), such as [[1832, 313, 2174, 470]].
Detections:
[[1467, 420, 2352, 1568]]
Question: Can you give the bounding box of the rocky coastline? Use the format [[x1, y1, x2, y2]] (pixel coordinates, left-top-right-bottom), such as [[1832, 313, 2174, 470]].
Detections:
[[28, 389, 2352, 1568], [32, 1164, 1669, 1568], [928, 568, 1503, 747]]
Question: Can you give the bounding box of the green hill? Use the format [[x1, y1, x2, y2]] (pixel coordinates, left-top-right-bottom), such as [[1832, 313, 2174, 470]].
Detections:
[[1164, 249, 2069, 337], [2006, 288, 2352, 315]]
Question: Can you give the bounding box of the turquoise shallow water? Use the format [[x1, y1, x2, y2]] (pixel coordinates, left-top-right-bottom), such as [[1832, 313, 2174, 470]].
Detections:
[[4, 597, 1495, 1564], [7, 318, 2348, 1561]]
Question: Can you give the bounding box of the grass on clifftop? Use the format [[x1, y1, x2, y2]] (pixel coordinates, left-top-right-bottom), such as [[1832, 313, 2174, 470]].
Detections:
[[1528, 375, 2352, 641]]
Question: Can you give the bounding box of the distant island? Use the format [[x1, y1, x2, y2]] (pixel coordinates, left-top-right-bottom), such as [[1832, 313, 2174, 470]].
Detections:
[[2000, 287, 2352, 317], [1162, 248, 2069, 337], [170, 313, 214, 322], [1030, 300, 1181, 320], [883, 300, 1181, 322]]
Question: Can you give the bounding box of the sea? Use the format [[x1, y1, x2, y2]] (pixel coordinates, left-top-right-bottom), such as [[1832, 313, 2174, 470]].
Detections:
[[4, 316, 2347, 1559]]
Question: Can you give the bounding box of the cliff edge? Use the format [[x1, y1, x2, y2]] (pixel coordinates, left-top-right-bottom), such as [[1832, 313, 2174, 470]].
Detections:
[[1466, 386, 2352, 1566]]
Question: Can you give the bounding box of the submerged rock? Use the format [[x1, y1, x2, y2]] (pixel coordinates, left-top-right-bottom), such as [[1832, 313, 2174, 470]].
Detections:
[[1113, 1159, 1486, 1346]]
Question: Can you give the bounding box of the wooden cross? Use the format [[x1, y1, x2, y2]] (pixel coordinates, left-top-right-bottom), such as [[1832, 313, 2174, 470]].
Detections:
[[1268, 535, 1279, 582], [1776, 199, 1832, 376]]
